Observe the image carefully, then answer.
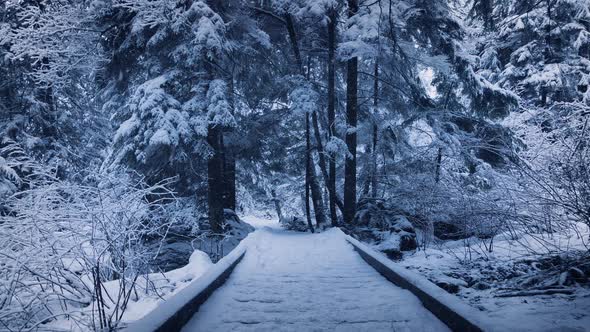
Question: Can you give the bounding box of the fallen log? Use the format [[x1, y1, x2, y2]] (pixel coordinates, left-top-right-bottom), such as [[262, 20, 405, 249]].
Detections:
[[494, 288, 575, 298]]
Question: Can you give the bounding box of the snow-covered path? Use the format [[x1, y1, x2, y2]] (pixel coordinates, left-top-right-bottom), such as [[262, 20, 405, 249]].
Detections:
[[182, 225, 449, 332]]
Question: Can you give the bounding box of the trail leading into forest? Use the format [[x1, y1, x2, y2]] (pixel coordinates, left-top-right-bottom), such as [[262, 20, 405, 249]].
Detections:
[[181, 221, 449, 332]]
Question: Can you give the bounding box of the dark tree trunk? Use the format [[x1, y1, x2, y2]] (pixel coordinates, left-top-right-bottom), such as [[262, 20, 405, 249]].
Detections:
[[361, 143, 372, 198], [312, 111, 344, 214], [305, 115, 315, 234], [223, 153, 236, 211], [271, 189, 283, 221], [285, 12, 326, 227], [38, 57, 57, 140], [285, 13, 303, 73], [370, 123, 379, 198], [207, 124, 225, 234], [327, 8, 338, 226], [307, 113, 326, 227], [435, 148, 443, 183], [223, 75, 237, 211], [344, 0, 359, 224], [544, 0, 554, 61], [370, 62, 379, 198]]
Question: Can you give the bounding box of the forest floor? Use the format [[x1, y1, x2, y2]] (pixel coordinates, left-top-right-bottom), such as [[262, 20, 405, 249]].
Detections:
[[47, 215, 589, 331], [397, 226, 590, 332], [182, 223, 448, 332]]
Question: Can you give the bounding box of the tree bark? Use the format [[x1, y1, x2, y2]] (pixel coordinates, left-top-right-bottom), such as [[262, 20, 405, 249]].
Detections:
[[285, 12, 326, 227], [271, 189, 283, 221], [370, 61, 379, 198], [307, 113, 326, 227], [305, 115, 315, 233], [222, 139, 236, 211], [285, 13, 303, 73], [435, 147, 443, 183], [327, 8, 338, 226], [312, 111, 345, 214], [344, 0, 359, 224], [223, 75, 237, 211], [207, 124, 225, 234]]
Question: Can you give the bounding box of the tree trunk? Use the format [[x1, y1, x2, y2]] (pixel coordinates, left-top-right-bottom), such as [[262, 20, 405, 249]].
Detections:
[[344, 0, 359, 224], [39, 57, 58, 140], [223, 75, 237, 211], [307, 113, 326, 227], [285, 13, 303, 73], [312, 111, 345, 214], [370, 61, 379, 198], [271, 189, 283, 221], [327, 8, 338, 226], [544, 0, 553, 61], [207, 124, 225, 234], [285, 12, 325, 227], [370, 124, 378, 198], [305, 117, 315, 233], [223, 146, 236, 211], [435, 148, 443, 183]]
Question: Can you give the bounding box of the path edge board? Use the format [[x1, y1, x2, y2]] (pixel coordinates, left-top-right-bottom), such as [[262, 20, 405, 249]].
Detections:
[[123, 244, 248, 332], [344, 232, 491, 332]]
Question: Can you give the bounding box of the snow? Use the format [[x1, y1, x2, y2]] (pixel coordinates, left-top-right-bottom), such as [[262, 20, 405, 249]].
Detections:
[[124, 237, 251, 332], [396, 226, 590, 332], [289, 83, 319, 115], [113, 113, 140, 143], [324, 136, 352, 159], [182, 228, 449, 332], [114, 250, 213, 323], [241, 214, 282, 231], [343, 231, 492, 331], [407, 119, 435, 148], [419, 67, 438, 98], [523, 63, 564, 88]]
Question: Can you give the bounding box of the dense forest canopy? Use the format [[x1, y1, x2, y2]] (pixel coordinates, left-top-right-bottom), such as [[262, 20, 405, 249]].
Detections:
[[1, 0, 590, 330]]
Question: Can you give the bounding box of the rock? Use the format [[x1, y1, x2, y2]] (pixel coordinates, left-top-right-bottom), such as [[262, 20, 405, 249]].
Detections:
[[149, 209, 255, 269], [393, 216, 415, 234], [224, 209, 255, 236], [381, 248, 403, 261], [568, 267, 586, 281], [279, 216, 309, 232], [147, 232, 194, 271], [433, 221, 469, 240], [434, 275, 467, 294], [472, 281, 492, 290], [399, 233, 417, 251], [436, 281, 461, 294]]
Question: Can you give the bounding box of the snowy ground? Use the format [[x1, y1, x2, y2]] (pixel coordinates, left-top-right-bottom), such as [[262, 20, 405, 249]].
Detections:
[[182, 227, 449, 332], [46, 215, 264, 331], [396, 226, 590, 332], [241, 214, 282, 230]]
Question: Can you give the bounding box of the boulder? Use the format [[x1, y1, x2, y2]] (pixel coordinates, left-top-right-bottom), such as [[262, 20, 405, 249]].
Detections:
[[399, 233, 418, 251], [147, 232, 194, 272], [149, 209, 255, 269], [279, 216, 309, 232], [436, 281, 461, 294], [433, 221, 469, 240], [472, 281, 492, 290], [381, 248, 403, 261], [433, 276, 468, 294]]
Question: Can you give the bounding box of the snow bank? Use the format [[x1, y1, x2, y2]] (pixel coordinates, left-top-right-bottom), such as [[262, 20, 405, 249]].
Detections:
[[123, 234, 252, 332]]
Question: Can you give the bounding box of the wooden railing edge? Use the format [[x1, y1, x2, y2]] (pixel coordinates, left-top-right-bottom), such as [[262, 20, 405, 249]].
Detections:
[[123, 238, 249, 332], [342, 231, 493, 332]]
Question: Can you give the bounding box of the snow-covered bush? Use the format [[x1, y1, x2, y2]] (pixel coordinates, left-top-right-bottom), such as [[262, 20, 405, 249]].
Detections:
[[512, 102, 590, 234], [0, 147, 180, 331]]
